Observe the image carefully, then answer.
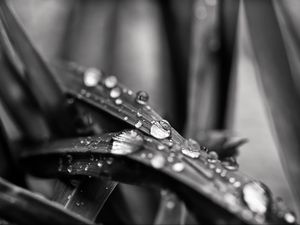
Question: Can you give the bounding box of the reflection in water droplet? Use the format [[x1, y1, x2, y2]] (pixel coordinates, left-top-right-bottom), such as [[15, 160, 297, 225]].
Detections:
[[104, 76, 117, 88], [151, 154, 166, 169], [83, 68, 102, 87], [172, 162, 185, 172], [111, 130, 144, 155], [110, 87, 121, 98], [242, 182, 270, 215], [135, 121, 143, 128], [150, 120, 171, 139], [136, 91, 149, 105]]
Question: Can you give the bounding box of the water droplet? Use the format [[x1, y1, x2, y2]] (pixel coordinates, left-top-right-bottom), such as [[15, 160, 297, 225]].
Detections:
[[83, 68, 102, 87], [207, 151, 218, 163], [124, 116, 128, 121], [135, 120, 142, 128], [104, 76, 117, 88], [181, 139, 201, 159], [107, 158, 114, 165], [137, 110, 142, 117], [242, 182, 270, 215], [84, 165, 89, 171], [67, 165, 73, 173], [115, 98, 123, 105], [97, 162, 103, 168], [172, 162, 185, 172], [157, 144, 166, 151], [110, 87, 121, 98], [136, 91, 149, 105], [128, 90, 133, 95], [111, 130, 144, 155], [233, 181, 241, 188], [151, 154, 165, 169], [222, 157, 239, 171], [166, 200, 175, 209], [284, 212, 296, 224], [150, 120, 171, 139]]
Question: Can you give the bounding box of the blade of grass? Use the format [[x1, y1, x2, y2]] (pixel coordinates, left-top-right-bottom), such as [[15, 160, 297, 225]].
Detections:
[[21, 131, 292, 225], [0, 178, 93, 225], [244, 0, 300, 215], [0, 2, 117, 221]]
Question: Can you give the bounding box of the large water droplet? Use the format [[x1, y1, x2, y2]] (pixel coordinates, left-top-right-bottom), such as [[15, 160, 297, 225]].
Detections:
[[150, 120, 171, 139], [136, 91, 149, 105], [242, 182, 270, 215], [83, 68, 102, 87], [111, 130, 144, 155], [110, 87, 121, 98], [104, 76, 117, 88], [151, 154, 166, 169], [172, 162, 185, 172]]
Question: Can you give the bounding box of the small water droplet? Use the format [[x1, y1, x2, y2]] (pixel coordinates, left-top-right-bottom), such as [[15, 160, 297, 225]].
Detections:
[[157, 144, 166, 151], [128, 90, 133, 95], [135, 120, 143, 128], [83, 68, 102, 87], [284, 212, 296, 224], [107, 158, 114, 165], [124, 116, 128, 121], [233, 181, 241, 188], [172, 162, 185, 172], [104, 76, 117, 88], [136, 91, 149, 105], [166, 200, 175, 209], [137, 110, 142, 117], [110, 87, 121, 98], [67, 165, 73, 173], [222, 157, 239, 171], [150, 120, 171, 139], [97, 162, 103, 168], [151, 154, 166, 169], [207, 151, 218, 163], [84, 165, 89, 171], [115, 98, 123, 105]]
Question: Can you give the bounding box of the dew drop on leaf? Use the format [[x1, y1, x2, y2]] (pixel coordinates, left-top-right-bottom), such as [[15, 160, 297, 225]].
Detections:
[[136, 91, 149, 105], [83, 68, 102, 87], [150, 120, 171, 139], [104, 76, 118, 88]]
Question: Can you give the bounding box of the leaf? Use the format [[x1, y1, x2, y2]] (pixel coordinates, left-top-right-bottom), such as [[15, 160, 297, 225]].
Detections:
[[21, 130, 292, 224], [0, 178, 92, 225]]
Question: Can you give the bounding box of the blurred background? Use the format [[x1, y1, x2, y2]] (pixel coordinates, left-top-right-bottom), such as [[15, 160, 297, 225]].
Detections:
[[1, 0, 300, 220]]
